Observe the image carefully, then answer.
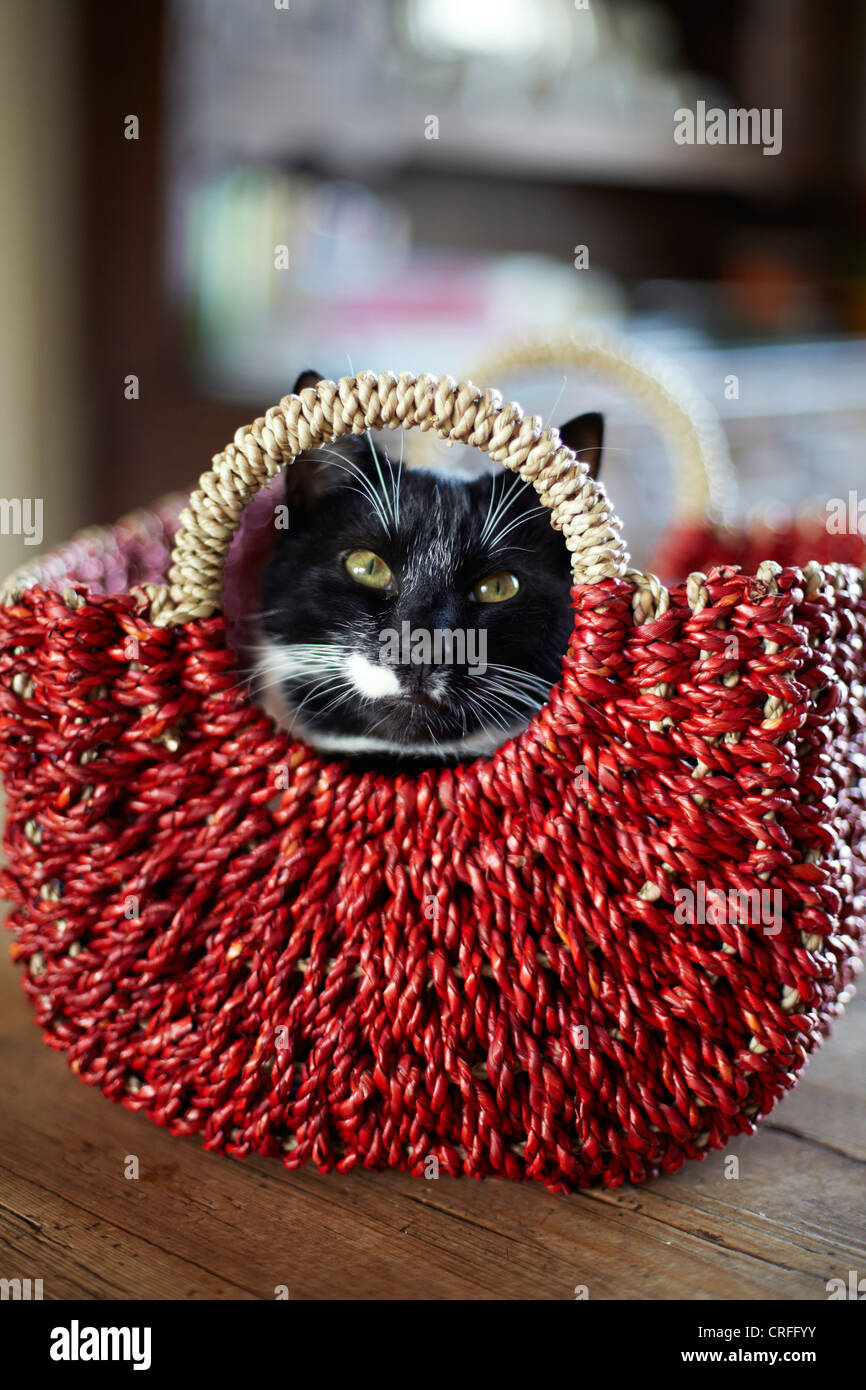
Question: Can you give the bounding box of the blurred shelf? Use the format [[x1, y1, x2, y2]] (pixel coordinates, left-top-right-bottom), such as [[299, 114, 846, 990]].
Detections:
[[169, 0, 815, 197], [175, 98, 805, 194]]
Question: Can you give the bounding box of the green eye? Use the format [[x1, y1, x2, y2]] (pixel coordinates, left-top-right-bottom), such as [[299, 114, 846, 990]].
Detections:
[[472, 571, 520, 603], [345, 550, 393, 590]]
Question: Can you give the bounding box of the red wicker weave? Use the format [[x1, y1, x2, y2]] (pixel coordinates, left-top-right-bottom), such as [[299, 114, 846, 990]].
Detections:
[[1, 371, 864, 1191]]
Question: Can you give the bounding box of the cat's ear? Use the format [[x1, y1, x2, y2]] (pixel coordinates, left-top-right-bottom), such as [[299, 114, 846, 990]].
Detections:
[[292, 368, 325, 395], [558, 412, 604, 480]]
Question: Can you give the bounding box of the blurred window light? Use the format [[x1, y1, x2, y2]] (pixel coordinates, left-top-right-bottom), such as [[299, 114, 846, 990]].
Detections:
[[406, 0, 574, 61]]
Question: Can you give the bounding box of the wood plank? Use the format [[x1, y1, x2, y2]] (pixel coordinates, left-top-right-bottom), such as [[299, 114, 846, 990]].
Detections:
[[0, 1167, 250, 1300], [763, 995, 866, 1162]]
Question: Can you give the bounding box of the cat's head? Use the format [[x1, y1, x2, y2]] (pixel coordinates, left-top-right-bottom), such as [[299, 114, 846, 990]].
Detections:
[[257, 370, 604, 764]]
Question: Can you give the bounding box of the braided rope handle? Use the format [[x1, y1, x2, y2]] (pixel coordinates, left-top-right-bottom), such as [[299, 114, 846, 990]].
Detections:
[[466, 332, 738, 526], [147, 370, 628, 625]]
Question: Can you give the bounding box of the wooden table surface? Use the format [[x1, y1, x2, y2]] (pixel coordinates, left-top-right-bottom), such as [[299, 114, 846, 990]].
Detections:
[[1, 948, 863, 1302]]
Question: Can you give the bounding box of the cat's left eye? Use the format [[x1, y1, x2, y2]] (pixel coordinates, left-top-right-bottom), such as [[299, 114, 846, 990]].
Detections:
[[344, 549, 394, 591], [472, 571, 520, 603]]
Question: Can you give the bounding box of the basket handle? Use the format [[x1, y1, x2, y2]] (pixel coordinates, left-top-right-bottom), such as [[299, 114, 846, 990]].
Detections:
[[150, 371, 628, 626], [466, 333, 737, 526]]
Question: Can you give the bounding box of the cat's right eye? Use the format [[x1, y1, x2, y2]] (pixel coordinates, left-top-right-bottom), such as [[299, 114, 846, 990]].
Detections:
[[472, 571, 520, 603], [344, 550, 394, 591]]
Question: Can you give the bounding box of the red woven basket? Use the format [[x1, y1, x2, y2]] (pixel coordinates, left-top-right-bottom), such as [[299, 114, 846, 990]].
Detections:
[[1, 369, 864, 1191]]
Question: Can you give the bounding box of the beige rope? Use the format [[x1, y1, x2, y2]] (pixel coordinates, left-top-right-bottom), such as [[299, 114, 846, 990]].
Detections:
[[147, 370, 628, 625], [466, 332, 737, 525]]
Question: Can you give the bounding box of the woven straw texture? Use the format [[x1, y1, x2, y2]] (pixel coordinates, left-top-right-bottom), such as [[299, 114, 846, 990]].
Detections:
[[1, 371, 864, 1190]]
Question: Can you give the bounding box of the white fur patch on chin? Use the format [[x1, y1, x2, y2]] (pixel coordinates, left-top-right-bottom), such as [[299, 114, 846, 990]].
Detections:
[[346, 652, 402, 699]]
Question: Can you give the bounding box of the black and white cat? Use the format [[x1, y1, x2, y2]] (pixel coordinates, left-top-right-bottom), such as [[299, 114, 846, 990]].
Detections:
[[256, 371, 603, 765]]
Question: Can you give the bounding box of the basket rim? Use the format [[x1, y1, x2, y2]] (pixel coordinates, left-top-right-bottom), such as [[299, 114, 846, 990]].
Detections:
[[3, 499, 862, 780]]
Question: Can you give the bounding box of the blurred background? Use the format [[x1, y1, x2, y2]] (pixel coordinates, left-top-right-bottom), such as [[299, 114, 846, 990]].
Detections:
[[1, 0, 864, 578]]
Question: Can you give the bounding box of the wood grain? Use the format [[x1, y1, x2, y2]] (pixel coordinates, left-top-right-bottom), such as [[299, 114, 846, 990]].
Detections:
[[0, 950, 862, 1301]]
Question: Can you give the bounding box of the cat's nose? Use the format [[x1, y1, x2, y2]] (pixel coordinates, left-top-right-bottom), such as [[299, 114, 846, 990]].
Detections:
[[407, 662, 447, 705]]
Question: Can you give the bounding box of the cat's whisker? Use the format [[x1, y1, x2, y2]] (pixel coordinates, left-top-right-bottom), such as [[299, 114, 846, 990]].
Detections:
[[463, 687, 512, 734], [483, 681, 545, 713], [366, 429, 397, 531], [334, 480, 392, 522], [486, 505, 548, 549], [314, 680, 372, 719], [484, 668, 547, 692], [244, 607, 286, 623], [313, 449, 392, 533], [235, 667, 304, 703], [485, 679, 552, 701], [215, 656, 303, 700], [224, 655, 354, 709], [485, 664, 553, 694], [220, 674, 268, 699], [480, 473, 520, 547], [393, 427, 404, 529], [473, 702, 519, 739], [544, 375, 569, 433], [367, 427, 399, 529], [245, 643, 349, 707], [460, 688, 510, 739], [476, 669, 548, 713], [259, 642, 344, 654], [484, 696, 544, 721], [486, 544, 536, 556], [479, 471, 501, 549], [292, 677, 357, 721], [256, 653, 347, 676], [480, 472, 535, 549], [487, 660, 552, 680], [480, 683, 537, 714]]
